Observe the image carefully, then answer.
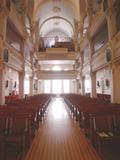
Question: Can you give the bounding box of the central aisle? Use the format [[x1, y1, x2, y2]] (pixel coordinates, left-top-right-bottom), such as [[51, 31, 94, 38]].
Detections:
[[25, 97, 101, 160]]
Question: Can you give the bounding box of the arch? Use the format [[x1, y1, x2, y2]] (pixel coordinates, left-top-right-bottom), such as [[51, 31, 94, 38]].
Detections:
[[39, 16, 74, 37]]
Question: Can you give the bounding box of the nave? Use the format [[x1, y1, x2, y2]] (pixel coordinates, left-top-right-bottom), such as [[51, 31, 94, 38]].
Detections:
[[25, 97, 101, 160]]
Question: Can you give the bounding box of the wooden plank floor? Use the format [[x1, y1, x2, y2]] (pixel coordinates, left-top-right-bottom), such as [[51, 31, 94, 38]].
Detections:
[[25, 97, 101, 160]]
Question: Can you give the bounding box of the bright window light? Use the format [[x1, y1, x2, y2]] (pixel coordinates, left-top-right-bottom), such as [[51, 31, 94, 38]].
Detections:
[[64, 68, 68, 71], [85, 79, 91, 93], [50, 39, 55, 47], [44, 80, 51, 93], [52, 80, 62, 94], [63, 80, 70, 93], [24, 79, 30, 94], [45, 68, 50, 71], [52, 65, 62, 71]]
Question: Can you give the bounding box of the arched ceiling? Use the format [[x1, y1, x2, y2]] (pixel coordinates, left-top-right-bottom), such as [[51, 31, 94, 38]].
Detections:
[[40, 17, 73, 37], [33, 0, 80, 37]]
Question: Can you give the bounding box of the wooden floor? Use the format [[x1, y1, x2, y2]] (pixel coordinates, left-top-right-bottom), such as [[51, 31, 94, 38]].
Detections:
[[25, 97, 101, 160]]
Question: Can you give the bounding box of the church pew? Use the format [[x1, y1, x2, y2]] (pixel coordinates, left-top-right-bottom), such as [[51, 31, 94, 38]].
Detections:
[[90, 112, 120, 154]]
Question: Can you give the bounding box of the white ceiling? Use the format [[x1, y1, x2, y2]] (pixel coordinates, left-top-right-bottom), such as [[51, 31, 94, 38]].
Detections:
[[35, 0, 75, 37], [40, 17, 73, 37]]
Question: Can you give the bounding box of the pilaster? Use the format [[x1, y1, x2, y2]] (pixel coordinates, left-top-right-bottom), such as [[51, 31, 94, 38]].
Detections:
[[19, 71, 25, 99], [29, 76, 34, 96], [81, 76, 85, 95], [106, 1, 117, 40], [111, 64, 120, 103], [0, 0, 8, 40], [0, 63, 5, 105], [91, 72, 97, 98], [0, 3, 8, 104]]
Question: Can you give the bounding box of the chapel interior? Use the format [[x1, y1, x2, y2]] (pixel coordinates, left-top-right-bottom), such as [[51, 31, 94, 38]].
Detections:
[[0, 0, 120, 160]]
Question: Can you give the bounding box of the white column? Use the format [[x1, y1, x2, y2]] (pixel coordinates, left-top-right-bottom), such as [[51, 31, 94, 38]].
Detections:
[[29, 77, 34, 96], [81, 76, 85, 95], [91, 72, 97, 98], [111, 65, 120, 103], [19, 71, 25, 99], [0, 4, 8, 104], [61, 80, 64, 94], [0, 66, 5, 104], [77, 79, 80, 94], [74, 80, 78, 94]]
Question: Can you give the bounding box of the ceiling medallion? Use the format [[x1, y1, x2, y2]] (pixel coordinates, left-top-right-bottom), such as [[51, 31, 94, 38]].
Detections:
[[52, 6, 61, 13], [54, 21, 60, 25]]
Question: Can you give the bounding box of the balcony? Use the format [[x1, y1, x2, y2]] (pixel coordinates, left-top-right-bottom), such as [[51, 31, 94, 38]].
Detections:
[[38, 47, 75, 61], [38, 36, 76, 61], [36, 70, 77, 80], [4, 42, 24, 71]]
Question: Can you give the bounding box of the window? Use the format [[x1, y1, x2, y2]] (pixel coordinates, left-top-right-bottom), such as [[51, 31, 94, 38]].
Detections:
[[44, 80, 51, 93], [24, 78, 30, 94], [52, 80, 62, 94], [85, 75, 91, 93], [52, 65, 62, 71], [63, 80, 70, 93]]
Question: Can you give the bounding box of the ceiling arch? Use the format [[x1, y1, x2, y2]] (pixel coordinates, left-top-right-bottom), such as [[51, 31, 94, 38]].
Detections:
[[34, 0, 75, 20], [39, 16, 74, 37], [34, 0, 76, 38]]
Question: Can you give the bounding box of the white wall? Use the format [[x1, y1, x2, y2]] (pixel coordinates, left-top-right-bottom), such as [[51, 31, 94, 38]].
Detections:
[[96, 68, 111, 95], [5, 67, 19, 96]]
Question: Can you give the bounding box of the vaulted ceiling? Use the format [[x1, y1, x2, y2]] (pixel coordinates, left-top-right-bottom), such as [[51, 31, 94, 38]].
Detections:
[[12, 0, 86, 38], [33, 0, 81, 37], [12, 0, 88, 67]]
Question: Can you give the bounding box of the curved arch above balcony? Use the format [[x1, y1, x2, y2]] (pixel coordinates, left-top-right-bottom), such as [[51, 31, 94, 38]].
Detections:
[[34, 0, 76, 39], [39, 16, 74, 37]]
